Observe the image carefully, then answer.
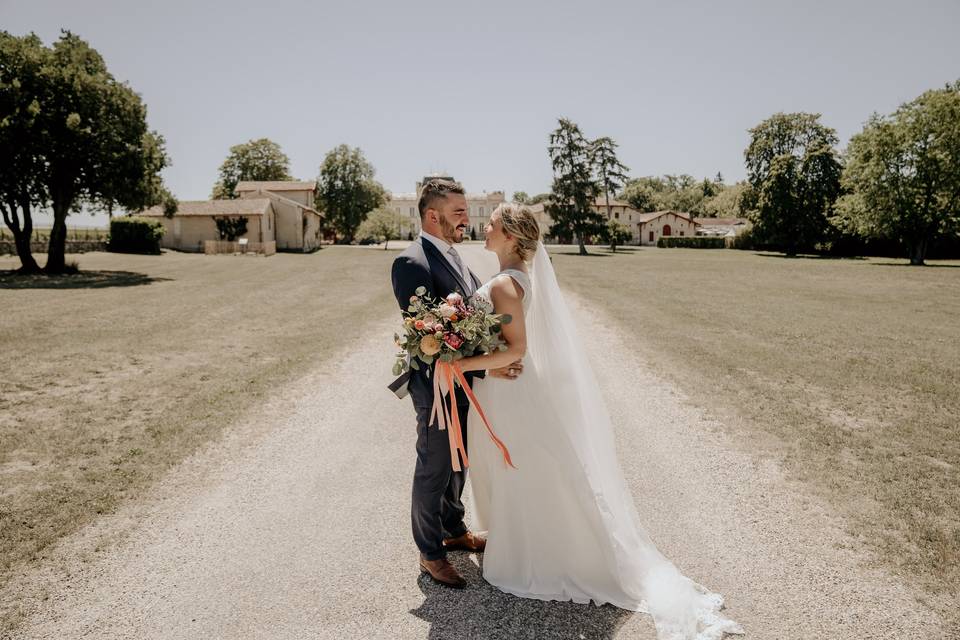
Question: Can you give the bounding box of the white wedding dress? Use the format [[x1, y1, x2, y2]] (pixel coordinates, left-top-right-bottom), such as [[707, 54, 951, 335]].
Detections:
[[466, 246, 743, 640]]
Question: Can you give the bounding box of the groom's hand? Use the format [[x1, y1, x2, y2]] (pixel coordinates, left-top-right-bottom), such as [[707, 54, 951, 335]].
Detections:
[[488, 360, 524, 380]]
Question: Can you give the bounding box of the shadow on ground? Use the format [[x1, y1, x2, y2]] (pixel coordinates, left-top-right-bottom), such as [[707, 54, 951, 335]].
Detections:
[[0, 270, 171, 289], [869, 262, 960, 268], [754, 253, 867, 261], [410, 553, 635, 640]]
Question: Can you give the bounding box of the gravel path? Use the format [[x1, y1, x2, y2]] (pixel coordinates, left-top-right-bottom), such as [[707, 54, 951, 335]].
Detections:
[[7, 247, 948, 639]]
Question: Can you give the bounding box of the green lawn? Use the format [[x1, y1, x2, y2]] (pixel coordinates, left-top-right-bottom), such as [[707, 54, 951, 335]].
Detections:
[[551, 246, 960, 619], [0, 247, 398, 631], [3, 243, 958, 630]]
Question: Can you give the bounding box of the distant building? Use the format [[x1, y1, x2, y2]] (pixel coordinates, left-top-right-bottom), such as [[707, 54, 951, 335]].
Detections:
[[635, 210, 700, 246], [385, 174, 505, 240], [693, 217, 751, 237], [140, 181, 322, 253]]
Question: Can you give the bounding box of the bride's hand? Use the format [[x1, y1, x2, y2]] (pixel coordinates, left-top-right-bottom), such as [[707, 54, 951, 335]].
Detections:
[[488, 359, 523, 380]]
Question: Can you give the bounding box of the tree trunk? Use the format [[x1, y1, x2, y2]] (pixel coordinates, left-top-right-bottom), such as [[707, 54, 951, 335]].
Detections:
[[44, 200, 71, 274], [2, 199, 42, 274], [577, 234, 587, 256], [908, 236, 927, 266]]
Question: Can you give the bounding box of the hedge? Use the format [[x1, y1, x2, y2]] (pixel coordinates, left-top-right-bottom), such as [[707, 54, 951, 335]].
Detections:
[[657, 236, 727, 249], [109, 216, 164, 254]]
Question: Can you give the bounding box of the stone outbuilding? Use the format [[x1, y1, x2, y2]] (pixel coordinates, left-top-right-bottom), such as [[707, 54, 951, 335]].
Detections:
[[139, 180, 322, 253], [236, 181, 322, 252]]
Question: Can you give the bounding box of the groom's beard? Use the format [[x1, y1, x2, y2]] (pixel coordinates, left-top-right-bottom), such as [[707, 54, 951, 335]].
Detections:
[[441, 217, 467, 244]]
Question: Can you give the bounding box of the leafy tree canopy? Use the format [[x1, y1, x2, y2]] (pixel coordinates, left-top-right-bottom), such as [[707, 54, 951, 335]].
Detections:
[[211, 138, 292, 200], [834, 81, 960, 265], [316, 144, 386, 243]]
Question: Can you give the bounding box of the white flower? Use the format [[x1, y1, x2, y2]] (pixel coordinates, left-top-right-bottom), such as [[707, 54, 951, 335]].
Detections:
[[439, 303, 456, 318], [471, 294, 493, 313]]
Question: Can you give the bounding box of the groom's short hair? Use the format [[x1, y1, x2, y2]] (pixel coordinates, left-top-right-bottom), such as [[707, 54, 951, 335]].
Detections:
[[418, 178, 465, 218]]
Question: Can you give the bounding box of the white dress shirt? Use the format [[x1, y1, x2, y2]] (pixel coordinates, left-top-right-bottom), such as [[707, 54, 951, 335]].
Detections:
[[419, 230, 474, 294]]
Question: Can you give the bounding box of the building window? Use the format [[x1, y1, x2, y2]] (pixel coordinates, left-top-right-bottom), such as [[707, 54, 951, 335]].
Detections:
[[409, 207, 415, 216], [479, 206, 485, 215], [679, 230, 684, 236]]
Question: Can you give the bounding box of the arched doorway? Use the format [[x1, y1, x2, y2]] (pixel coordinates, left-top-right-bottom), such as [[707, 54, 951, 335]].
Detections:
[[662, 224, 672, 236]]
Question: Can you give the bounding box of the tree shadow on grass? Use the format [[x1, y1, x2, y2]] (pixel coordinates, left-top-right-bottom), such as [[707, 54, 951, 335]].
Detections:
[[410, 553, 636, 640], [550, 251, 612, 258], [753, 252, 867, 261], [869, 262, 960, 268], [0, 270, 172, 289]]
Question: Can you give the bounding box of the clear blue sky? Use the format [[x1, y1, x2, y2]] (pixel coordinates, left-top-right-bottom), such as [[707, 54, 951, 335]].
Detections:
[[3, 0, 959, 226]]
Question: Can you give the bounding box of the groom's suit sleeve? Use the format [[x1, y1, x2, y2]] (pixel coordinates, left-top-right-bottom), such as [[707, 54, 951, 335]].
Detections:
[[392, 254, 432, 311]]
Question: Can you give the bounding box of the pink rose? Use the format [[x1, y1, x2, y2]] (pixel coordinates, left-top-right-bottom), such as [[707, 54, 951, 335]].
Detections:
[[446, 293, 463, 306], [443, 332, 464, 350]]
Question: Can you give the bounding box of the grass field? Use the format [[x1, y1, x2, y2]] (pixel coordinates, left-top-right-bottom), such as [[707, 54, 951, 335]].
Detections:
[[550, 246, 960, 619], [2, 242, 958, 630], [0, 246, 398, 631]]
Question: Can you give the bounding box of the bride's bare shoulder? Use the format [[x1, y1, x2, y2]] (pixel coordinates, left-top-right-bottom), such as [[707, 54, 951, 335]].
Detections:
[[490, 272, 526, 302]]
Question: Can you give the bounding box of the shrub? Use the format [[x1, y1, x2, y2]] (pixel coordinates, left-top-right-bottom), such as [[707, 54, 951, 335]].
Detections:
[[657, 236, 727, 249], [108, 216, 163, 254]]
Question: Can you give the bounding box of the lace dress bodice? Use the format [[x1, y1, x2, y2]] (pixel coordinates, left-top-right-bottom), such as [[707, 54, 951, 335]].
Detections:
[[473, 268, 532, 313]]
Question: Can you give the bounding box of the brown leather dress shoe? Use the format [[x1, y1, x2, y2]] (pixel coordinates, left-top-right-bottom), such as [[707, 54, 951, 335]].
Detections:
[[442, 531, 487, 552], [419, 554, 467, 588]]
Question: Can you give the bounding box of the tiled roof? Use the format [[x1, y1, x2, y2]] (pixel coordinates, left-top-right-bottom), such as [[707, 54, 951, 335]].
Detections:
[[592, 197, 633, 207], [235, 180, 316, 192], [636, 210, 698, 224], [388, 192, 506, 201], [139, 199, 271, 217], [693, 217, 749, 225]]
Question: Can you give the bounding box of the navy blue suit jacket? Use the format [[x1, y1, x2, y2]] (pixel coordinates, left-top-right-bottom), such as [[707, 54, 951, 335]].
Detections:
[[390, 238, 485, 408]]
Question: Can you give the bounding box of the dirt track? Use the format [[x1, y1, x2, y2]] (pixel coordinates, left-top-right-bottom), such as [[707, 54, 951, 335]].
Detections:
[[6, 246, 948, 639]]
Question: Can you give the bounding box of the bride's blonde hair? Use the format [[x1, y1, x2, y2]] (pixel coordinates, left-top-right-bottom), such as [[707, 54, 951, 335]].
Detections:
[[493, 203, 540, 262]]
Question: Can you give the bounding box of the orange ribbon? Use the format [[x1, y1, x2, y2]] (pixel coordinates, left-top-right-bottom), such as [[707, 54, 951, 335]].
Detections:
[[430, 361, 516, 472]]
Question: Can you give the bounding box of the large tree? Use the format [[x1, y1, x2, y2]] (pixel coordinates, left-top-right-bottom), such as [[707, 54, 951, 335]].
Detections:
[[211, 138, 292, 200], [620, 174, 713, 214], [0, 32, 46, 273], [621, 179, 659, 212], [0, 31, 172, 274], [834, 81, 960, 265], [316, 144, 386, 243], [356, 206, 400, 250], [744, 112, 842, 256], [591, 136, 630, 222], [547, 118, 603, 255]]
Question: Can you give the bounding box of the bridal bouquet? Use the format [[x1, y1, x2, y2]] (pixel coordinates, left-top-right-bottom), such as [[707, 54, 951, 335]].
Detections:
[[393, 286, 515, 472], [392, 287, 511, 377]]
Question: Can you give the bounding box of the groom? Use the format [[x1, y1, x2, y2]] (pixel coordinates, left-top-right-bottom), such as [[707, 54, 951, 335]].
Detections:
[[390, 178, 522, 588]]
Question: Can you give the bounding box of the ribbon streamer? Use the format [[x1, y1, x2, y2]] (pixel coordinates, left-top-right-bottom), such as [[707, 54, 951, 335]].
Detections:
[[429, 361, 515, 472]]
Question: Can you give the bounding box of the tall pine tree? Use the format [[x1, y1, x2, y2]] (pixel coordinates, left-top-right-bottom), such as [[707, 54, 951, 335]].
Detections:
[[547, 119, 604, 255], [591, 136, 630, 224]]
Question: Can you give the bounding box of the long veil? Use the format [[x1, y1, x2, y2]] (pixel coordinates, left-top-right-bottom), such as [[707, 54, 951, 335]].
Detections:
[[525, 242, 743, 640]]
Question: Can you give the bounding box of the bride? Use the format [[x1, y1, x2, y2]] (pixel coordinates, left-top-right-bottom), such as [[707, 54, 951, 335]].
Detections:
[[454, 204, 744, 640]]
